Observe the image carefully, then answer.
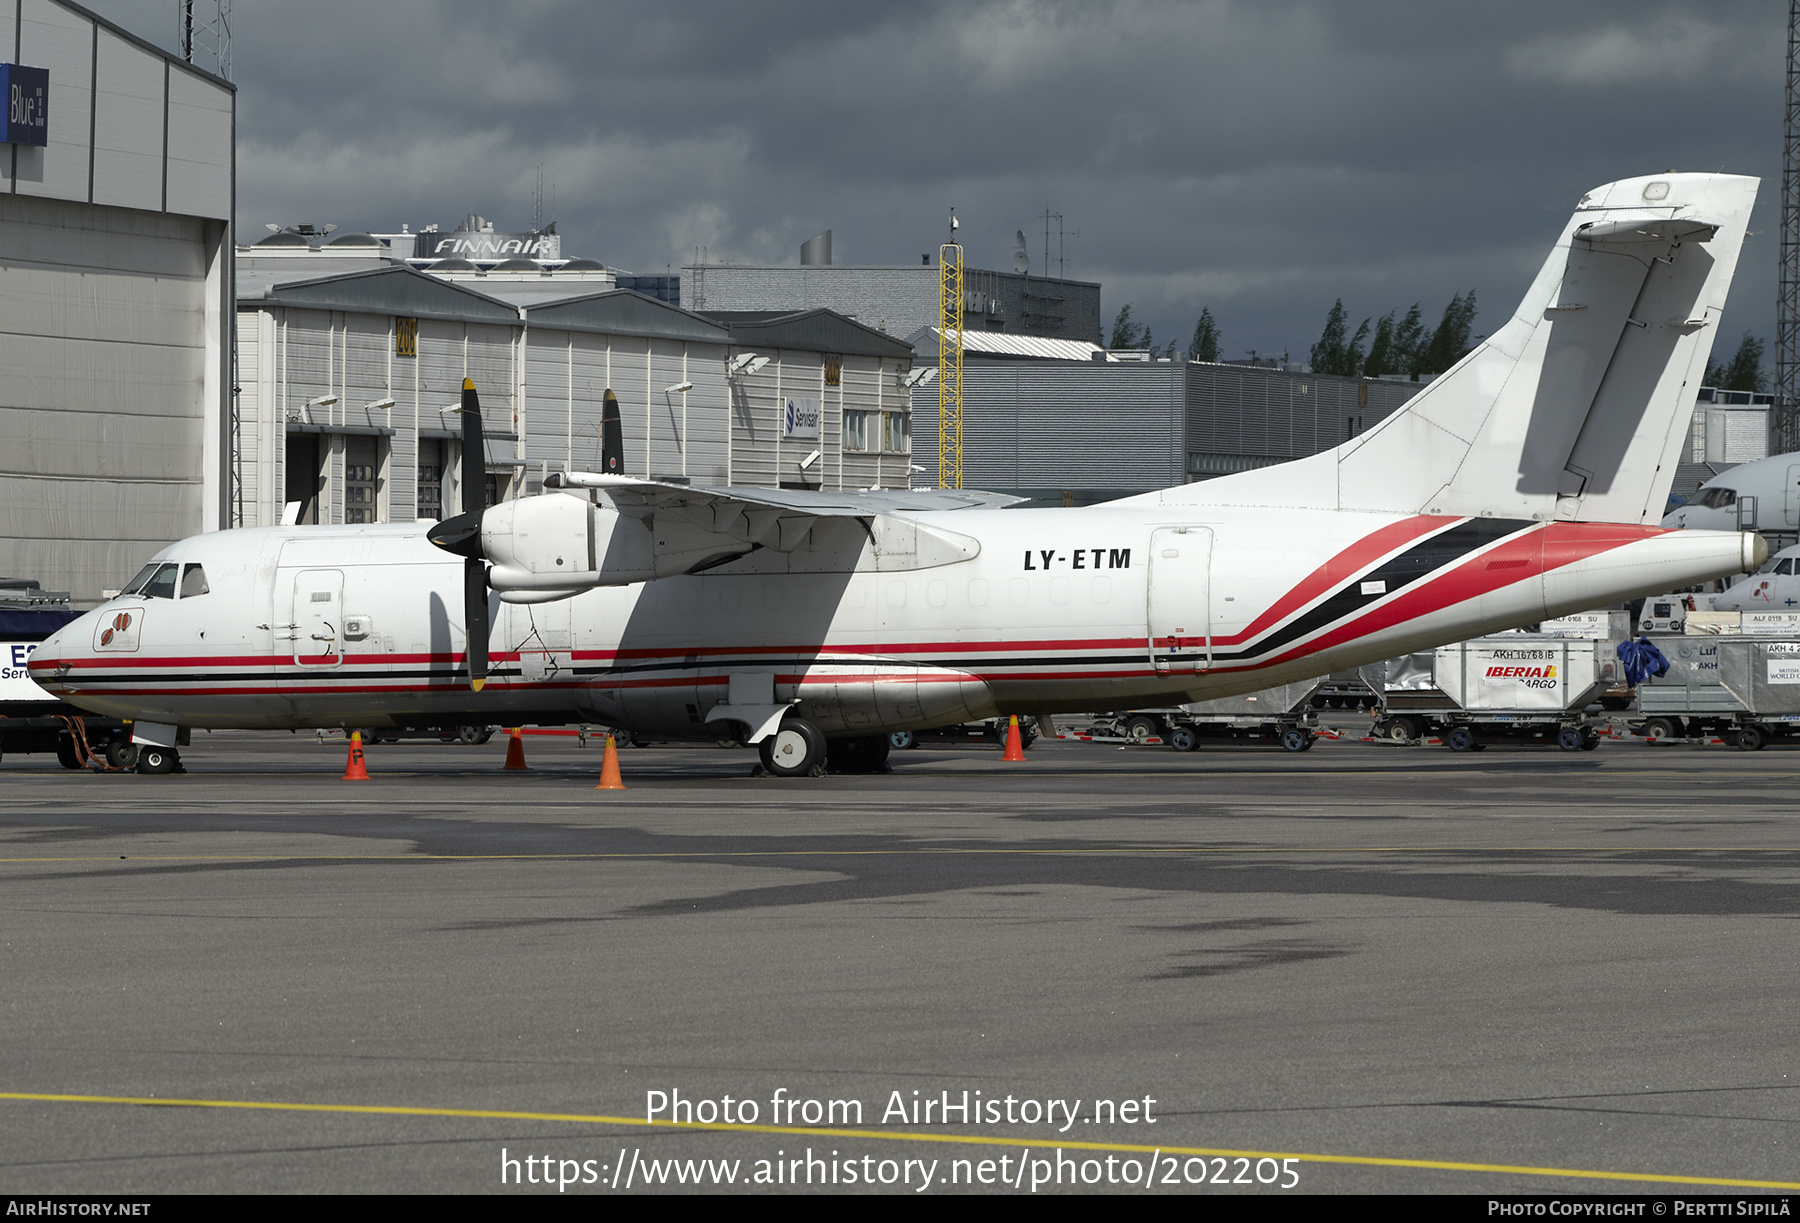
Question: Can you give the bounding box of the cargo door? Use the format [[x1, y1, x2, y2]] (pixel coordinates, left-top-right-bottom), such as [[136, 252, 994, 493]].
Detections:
[[286, 569, 345, 667], [1147, 526, 1213, 673]]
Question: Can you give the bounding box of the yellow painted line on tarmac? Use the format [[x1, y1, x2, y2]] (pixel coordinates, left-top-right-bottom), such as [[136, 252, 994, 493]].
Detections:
[[3, 845, 1800, 865], [1, 1090, 1796, 1190]]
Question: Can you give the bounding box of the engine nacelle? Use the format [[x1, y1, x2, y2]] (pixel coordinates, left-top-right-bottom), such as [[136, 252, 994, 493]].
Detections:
[[482, 491, 654, 596]]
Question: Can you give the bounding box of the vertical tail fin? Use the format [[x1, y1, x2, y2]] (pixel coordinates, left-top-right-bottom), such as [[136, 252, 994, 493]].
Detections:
[[1152, 173, 1757, 525]]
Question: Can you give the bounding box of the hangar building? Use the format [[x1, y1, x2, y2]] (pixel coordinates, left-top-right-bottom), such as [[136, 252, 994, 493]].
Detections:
[[0, 0, 233, 606]]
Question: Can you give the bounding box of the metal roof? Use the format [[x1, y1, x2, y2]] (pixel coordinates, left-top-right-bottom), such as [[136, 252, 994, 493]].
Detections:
[[239, 264, 522, 325], [907, 327, 1105, 362], [527, 290, 730, 344], [701, 309, 914, 360]]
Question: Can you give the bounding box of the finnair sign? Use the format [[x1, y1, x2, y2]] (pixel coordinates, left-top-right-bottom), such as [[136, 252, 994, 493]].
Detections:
[[417, 232, 555, 260]]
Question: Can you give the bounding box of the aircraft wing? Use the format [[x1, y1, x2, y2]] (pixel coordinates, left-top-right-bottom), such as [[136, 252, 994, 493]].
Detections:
[[544, 472, 1024, 520], [482, 474, 1001, 599]]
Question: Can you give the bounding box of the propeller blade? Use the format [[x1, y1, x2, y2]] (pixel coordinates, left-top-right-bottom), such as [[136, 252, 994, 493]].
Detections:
[[460, 378, 485, 515], [452, 378, 489, 690], [601, 388, 624, 476], [464, 556, 489, 692]]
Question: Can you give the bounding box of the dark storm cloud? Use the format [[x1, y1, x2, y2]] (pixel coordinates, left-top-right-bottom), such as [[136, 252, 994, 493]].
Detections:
[[89, 1, 1786, 356]]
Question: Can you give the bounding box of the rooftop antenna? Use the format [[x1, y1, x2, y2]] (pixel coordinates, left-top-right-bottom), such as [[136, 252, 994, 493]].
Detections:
[[178, 0, 232, 79], [533, 163, 544, 233], [1779, 0, 1800, 450]]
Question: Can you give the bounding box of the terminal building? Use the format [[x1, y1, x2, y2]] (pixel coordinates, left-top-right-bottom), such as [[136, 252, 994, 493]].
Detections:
[[0, 0, 234, 606]]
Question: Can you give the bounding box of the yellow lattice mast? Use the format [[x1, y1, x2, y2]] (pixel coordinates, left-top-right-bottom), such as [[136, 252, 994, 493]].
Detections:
[[937, 234, 964, 489]]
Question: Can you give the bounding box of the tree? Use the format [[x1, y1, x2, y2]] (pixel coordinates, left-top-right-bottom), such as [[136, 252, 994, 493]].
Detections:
[[1310, 300, 1371, 376], [1188, 308, 1221, 362], [1361, 310, 1398, 377], [1418, 290, 1478, 377], [1705, 332, 1766, 393], [1110, 304, 1152, 350], [1392, 303, 1427, 377]]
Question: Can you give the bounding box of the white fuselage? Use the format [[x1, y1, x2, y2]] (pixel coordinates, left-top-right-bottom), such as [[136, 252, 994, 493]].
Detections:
[[31, 506, 1757, 738]]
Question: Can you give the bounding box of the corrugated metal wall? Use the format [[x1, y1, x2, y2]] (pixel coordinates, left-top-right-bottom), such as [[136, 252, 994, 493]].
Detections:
[[0, 195, 207, 601], [0, 2, 233, 604], [1185, 364, 1418, 476]]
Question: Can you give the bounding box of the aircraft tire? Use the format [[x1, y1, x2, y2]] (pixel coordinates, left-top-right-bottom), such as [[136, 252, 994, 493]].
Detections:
[[760, 719, 826, 777], [827, 734, 891, 774], [105, 739, 139, 771], [1168, 726, 1199, 752], [137, 746, 178, 775], [889, 730, 917, 750]]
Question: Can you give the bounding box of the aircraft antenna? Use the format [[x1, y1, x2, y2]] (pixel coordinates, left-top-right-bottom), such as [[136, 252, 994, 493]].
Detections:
[[938, 211, 964, 489], [1780, 0, 1800, 451]]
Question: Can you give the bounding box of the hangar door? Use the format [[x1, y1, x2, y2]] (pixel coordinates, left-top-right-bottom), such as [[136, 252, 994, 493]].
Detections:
[[1147, 526, 1213, 673]]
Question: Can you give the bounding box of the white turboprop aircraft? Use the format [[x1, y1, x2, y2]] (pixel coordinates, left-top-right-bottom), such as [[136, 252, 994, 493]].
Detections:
[[31, 173, 1767, 776], [1662, 450, 1800, 535]]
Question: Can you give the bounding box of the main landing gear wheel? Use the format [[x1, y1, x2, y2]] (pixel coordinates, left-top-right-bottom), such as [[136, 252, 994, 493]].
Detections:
[[889, 730, 917, 750], [136, 746, 180, 775], [760, 719, 827, 777], [1168, 726, 1200, 752], [826, 734, 891, 774], [105, 740, 139, 771]]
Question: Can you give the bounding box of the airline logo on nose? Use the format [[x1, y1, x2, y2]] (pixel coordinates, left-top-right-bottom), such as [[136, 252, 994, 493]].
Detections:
[[95, 609, 142, 652]]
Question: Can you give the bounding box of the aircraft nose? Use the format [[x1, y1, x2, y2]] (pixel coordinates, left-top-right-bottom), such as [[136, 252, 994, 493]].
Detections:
[[25, 624, 66, 687]]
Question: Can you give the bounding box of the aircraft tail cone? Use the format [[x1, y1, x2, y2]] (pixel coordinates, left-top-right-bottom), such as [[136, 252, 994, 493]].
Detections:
[[342, 731, 370, 781], [503, 727, 528, 771], [1002, 715, 1027, 762], [596, 734, 626, 790]]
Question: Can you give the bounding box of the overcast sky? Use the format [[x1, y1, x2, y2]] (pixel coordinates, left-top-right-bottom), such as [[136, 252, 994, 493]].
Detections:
[[90, 0, 1791, 360]]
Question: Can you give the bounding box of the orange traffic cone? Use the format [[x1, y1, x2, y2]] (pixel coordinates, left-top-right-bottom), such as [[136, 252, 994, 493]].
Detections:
[[503, 726, 528, 770], [1002, 715, 1027, 762], [342, 731, 370, 781], [595, 733, 626, 790]]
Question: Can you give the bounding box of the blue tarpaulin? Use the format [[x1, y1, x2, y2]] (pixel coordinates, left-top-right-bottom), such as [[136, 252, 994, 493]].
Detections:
[[1616, 637, 1670, 687]]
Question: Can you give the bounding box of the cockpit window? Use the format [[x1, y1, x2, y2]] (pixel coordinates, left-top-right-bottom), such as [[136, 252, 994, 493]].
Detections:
[[180, 564, 210, 598], [1693, 486, 1738, 509], [123, 562, 178, 598], [1779, 559, 1795, 576]]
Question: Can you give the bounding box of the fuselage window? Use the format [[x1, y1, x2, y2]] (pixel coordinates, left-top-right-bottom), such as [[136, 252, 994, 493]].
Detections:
[[180, 564, 211, 598]]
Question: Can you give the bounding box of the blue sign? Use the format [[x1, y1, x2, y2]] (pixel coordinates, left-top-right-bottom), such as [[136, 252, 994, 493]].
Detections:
[[1, 64, 48, 146]]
